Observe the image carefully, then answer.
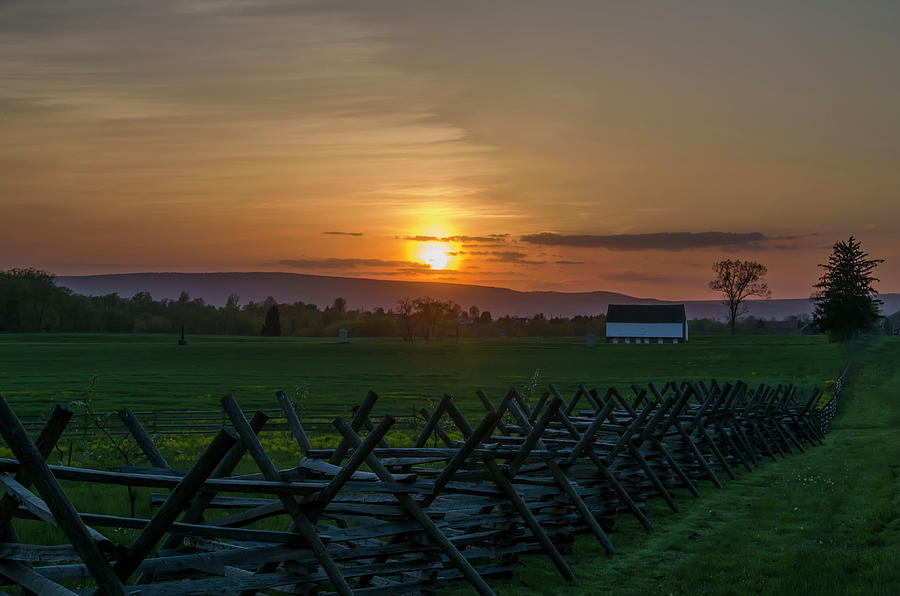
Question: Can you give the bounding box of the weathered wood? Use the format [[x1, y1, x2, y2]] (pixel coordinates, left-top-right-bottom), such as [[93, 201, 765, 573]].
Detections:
[[118, 407, 169, 469], [0, 396, 126, 596], [551, 398, 654, 532], [330, 389, 380, 464], [0, 403, 72, 532], [277, 390, 313, 456], [222, 394, 354, 596], [0, 459, 415, 495], [508, 390, 615, 554], [0, 374, 829, 596], [0, 543, 83, 563], [134, 411, 271, 585], [114, 429, 237, 580], [428, 395, 513, 503], [442, 397, 576, 581], [0, 560, 78, 596], [311, 415, 395, 509], [332, 417, 499, 596]]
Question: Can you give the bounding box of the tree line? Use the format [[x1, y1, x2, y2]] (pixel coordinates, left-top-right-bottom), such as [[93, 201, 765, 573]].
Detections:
[[0, 268, 812, 339], [1, 236, 888, 341], [0, 269, 608, 338]]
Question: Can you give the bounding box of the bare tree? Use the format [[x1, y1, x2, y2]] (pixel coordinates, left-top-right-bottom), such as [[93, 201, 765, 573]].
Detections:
[[397, 297, 416, 341], [710, 259, 771, 334]]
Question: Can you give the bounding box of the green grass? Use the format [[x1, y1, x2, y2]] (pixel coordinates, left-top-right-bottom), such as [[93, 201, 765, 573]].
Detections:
[[3, 333, 889, 594], [0, 333, 844, 419], [449, 336, 900, 595]]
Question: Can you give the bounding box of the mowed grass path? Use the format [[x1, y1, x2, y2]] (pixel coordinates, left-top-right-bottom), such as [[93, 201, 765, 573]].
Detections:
[[0, 334, 843, 419], [455, 336, 899, 596]]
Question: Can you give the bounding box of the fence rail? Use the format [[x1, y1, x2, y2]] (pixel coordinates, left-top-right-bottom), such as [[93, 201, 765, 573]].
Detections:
[[813, 362, 850, 434], [17, 407, 426, 437], [0, 375, 835, 595]]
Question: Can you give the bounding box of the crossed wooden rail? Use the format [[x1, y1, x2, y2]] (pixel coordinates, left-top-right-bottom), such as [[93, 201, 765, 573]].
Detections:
[[0, 378, 829, 595]]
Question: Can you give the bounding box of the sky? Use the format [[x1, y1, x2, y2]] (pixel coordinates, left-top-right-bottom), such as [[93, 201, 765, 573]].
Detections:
[[1, 0, 898, 300]]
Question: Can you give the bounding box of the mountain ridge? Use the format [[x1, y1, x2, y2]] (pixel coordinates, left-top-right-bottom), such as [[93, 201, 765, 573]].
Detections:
[[57, 272, 900, 321]]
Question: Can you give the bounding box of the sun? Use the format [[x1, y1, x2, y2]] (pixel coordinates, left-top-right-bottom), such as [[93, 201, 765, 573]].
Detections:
[[418, 242, 449, 270]]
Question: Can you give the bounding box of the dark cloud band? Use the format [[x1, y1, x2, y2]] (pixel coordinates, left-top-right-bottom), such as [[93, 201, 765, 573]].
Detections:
[[403, 234, 509, 243], [520, 231, 767, 250]]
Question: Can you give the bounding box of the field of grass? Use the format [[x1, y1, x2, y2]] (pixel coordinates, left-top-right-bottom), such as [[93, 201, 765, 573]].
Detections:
[[450, 336, 900, 595], [0, 333, 845, 420], [2, 333, 894, 595]]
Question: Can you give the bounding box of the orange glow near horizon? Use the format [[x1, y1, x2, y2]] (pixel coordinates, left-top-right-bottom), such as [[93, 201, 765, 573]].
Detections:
[[2, 3, 900, 299]]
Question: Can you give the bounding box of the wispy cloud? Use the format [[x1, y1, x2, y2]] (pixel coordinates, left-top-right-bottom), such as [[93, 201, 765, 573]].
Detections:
[[403, 234, 509, 244], [322, 231, 364, 237], [275, 257, 414, 269], [396, 264, 459, 275], [466, 250, 545, 264], [521, 232, 767, 251], [599, 270, 677, 283]]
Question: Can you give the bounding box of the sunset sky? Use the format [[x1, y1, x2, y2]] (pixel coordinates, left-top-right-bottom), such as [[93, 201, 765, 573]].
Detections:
[[1, 1, 898, 300]]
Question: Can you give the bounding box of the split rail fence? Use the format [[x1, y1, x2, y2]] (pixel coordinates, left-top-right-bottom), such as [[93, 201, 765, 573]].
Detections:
[[0, 377, 833, 595], [16, 407, 425, 438]]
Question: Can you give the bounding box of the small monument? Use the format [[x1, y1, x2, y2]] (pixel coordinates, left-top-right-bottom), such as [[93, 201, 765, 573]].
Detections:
[[177, 325, 187, 346], [338, 327, 349, 343], [585, 333, 596, 348]]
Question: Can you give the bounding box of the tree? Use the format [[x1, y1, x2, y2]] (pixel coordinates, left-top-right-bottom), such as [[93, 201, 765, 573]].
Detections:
[[260, 304, 282, 336], [813, 236, 883, 342], [2, 268, 60, 330], [709, 259, 771, 334], [397, 298, 416, 340], [414, 297, 446, 340]]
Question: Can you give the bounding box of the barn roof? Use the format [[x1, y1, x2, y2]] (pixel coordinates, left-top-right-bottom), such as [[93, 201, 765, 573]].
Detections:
[[606, 304, 686, 324]]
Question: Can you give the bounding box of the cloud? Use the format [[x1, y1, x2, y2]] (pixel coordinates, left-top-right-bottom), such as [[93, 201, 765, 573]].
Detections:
[[462, 250, 547, 265], [403, 234, 509, 244], [396, 265, 458, 275], [520, 231, 767, 251], [322, 231, 364, 237], [599, 270, 677, 283], [276, 257, 474, 277], [275, 257, 413, 269], [766, 232, 824, 250], [554, 260, 584, 265]]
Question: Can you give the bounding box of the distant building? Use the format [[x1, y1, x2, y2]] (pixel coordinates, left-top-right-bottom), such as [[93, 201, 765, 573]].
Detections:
[[605, 304, 688, 344]]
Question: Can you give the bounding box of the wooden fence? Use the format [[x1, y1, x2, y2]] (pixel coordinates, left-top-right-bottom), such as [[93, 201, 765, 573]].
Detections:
[[0, 378, 831, 595], [17, 407, 425, 438], [813, 362, 850, 434]]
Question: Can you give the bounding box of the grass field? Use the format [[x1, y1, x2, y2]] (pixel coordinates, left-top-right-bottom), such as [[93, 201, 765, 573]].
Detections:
[[449, 336, 900, 595], [0, 333, 846, 419], [2, 333, 896, 595]]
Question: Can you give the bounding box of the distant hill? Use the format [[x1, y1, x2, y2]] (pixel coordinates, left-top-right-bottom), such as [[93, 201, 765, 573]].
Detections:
[[57, 272, 900, 320]]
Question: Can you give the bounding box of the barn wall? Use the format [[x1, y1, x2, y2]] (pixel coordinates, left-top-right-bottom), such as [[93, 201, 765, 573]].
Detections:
[[606, 322, 685, 339]]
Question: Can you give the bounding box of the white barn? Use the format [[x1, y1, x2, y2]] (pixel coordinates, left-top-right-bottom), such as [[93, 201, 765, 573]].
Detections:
[[606, 304, 688, 344]]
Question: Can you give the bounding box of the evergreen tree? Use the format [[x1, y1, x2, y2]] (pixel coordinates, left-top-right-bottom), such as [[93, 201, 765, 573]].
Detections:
[[813, 236, 884, 341], [260, 304, 282, 336]]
